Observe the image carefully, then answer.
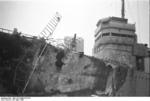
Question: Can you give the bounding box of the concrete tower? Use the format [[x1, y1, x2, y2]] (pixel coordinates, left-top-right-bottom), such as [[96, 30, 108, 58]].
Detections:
[[93, 17, 137, 67]]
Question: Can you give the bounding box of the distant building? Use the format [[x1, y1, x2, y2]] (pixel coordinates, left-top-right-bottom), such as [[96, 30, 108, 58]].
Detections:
[[93, 16, 150, 96], [64, 36, 84, 53]]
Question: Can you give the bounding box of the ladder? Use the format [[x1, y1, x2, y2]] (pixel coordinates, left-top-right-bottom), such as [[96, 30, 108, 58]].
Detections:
[[14, 12, 62, 94], [39, 12, 62, 40]]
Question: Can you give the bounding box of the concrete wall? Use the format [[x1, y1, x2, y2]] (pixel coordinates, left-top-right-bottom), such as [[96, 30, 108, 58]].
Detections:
[[144, 57, 150, 73], [116, 70, 150, 96], [134, 71, 150, 96], [116, 69, 136, 96], [94, 36, 135, 48], [95, 19, 135, 36], [133, 44, 148, 57], [94, 44, 136, 67]]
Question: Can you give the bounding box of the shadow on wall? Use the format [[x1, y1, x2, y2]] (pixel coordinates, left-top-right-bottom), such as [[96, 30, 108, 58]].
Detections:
[[55, 50, 65, 72]]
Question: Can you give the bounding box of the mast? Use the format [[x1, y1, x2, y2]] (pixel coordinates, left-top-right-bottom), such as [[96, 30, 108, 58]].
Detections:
[[121, 0, 125, 18]]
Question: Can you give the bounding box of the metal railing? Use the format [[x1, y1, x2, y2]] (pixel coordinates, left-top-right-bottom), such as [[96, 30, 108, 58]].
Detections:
[[0, 27, 13, 34], [0, 27, 34, 38]]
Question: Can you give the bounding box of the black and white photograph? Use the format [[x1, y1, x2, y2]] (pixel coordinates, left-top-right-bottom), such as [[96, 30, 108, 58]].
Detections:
[[0, 0, 149, 99]]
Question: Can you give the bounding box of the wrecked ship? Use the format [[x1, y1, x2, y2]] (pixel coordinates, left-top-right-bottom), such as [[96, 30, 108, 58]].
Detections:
[[0, 27, 130, 96], [0, 0, 150, 96]]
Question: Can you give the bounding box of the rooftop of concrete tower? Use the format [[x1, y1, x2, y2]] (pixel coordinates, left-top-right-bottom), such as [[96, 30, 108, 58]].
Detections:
[[96, 16, 128, 27]]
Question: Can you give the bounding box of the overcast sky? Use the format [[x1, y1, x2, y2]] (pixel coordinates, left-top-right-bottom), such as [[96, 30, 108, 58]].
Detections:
[[0, 0, 149, 56]]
